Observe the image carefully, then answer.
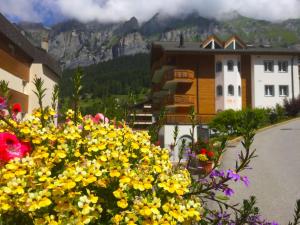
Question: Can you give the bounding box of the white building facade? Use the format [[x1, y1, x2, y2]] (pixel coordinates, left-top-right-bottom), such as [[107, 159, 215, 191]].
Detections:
[[215, 55, 242, 111], [251, 55, 299, 108]]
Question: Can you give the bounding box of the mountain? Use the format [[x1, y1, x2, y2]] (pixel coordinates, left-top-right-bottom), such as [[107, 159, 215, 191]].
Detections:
[[17, 12, 300, 69]]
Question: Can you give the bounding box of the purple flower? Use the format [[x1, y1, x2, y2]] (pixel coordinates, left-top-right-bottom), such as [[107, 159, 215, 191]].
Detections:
[[188, 152, 197, 158], [227, 169, 240, 181], [265, 222, 279, 225], [210, 169, 225, 178], [224, 188, 234, 196], [241, 176, 250, 187]]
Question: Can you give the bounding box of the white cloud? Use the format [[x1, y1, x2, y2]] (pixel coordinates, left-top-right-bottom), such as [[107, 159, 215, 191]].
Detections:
[[1, 0, 300, 23], [0, 0, 42, 22]]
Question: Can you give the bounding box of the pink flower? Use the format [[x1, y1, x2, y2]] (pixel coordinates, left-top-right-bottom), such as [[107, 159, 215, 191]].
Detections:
[[94, 113, 109, 124], [0, 132, 31, 162]]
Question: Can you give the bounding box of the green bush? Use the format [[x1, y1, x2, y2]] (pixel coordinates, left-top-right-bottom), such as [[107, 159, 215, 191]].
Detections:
[[209, 109, 240, 135], [251, 108, 270, 127], [209, 107, 286, 136]]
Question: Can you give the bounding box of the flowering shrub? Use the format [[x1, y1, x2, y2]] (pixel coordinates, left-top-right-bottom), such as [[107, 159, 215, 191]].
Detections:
[[0, 105, 202, 224], [1, 74, 298, 225], [197, 148, 214, 162]]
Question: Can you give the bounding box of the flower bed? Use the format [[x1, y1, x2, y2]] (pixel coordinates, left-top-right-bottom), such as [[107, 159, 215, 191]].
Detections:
[[0, 106, 202, 224]]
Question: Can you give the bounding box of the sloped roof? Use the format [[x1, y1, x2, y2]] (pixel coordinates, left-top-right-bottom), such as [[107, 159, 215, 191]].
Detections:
[[201, 35, 224, 48], [0, 13, 61, 76], [224, 35, 247, 49], [152, 41, 300, 55]]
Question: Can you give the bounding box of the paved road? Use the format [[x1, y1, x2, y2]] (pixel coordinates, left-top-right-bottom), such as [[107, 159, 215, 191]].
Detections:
[[221, 119, 300, 225]]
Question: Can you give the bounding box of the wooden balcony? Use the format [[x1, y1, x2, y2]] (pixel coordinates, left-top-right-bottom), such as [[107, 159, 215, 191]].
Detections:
[[162, 69, 194, 89], [165, 114, 215, 124], [163, 94, 195, 108], [166, 69, 194, 82]]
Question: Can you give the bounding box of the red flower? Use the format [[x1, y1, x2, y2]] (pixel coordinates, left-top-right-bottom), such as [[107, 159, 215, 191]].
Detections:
[[155, 141, 160, 146], [0, 97, 5, 104], [200, 148, 207, 155], [0, 97, 6, 110], [0, 132, 30, 162], [12, 103, 22, 113], [207, 151, 214, 158]]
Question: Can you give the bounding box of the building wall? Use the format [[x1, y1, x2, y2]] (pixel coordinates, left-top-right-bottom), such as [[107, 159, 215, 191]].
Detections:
[[0, 36, 31, 113], [215, 55, 242, 111], [198, 55, 216, 115], [215, 56, 224, 111], [159, 125, 198, 162], [28, 64, 59, 113], [0, 67, 30, 112], [251, 55, 300, 108], [0, 33, 31, 81], [241, 55, 252, 108]]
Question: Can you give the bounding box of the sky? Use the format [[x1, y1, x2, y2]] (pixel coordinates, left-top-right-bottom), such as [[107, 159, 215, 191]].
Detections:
[[1, 0, 300, 25]]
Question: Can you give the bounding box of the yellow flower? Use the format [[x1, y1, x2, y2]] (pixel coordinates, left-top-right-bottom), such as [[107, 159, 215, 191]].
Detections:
[[198, 153, 208, 161], [110, 170, 121, 178], [117, 199, 128, 209], [0, 107, 202, 224], [38, 198, 52, 208]]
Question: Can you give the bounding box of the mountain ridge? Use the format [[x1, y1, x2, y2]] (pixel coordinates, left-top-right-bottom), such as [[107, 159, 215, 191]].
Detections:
[[16, 12, 300, 69]]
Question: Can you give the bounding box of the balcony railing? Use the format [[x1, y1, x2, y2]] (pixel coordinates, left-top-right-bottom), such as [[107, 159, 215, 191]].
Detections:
[[165, 114, 215, 124], [165, 69, 194, 81], [164, 94, 195, 107]]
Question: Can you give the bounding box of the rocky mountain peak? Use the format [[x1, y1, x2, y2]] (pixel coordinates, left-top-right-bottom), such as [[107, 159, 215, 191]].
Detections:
[[17, 12, 300, 69]]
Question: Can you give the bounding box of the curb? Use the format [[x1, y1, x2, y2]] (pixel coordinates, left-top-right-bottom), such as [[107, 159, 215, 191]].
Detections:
[[228, 117, 300, 145]]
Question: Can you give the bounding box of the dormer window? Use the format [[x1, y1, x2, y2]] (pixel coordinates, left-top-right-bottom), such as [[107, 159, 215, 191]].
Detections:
[[224, 36, 247, 50], [202, 35, 223, 49]]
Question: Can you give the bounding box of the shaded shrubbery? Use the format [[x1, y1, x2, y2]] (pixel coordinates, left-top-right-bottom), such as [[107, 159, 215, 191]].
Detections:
[[283, 95, 300, 117]]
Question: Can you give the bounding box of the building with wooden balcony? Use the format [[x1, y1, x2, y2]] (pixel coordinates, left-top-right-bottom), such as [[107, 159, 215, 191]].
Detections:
[[151, 35, 300, 160], [0, 13, 60, 115], [128, 102, 154, 130]]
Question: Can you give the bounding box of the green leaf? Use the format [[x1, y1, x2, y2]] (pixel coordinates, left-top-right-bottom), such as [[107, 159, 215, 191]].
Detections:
[[216, 195, 230, 201]]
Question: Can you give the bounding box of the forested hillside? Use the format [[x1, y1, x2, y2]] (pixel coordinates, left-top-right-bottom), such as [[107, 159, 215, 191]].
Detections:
[[60, 53, 150, 98]]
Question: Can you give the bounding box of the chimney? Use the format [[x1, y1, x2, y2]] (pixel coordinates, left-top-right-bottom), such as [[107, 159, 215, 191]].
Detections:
[[41, 37, 49, 52], [179, 33, 184, 48]]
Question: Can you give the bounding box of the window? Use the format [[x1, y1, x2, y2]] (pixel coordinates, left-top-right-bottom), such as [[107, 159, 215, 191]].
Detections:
[[279, 85, 289, 96], [216, 85, 223, 96], [264, 60, 274, 72], [237, 61, 241, 72], [227, 60, 234, 72], [264, 85, 275, 96], [238, 85, 241, 96], [278, 61, 288, 72], [216, 61, 222, 72], [228, 85, 234, 96]]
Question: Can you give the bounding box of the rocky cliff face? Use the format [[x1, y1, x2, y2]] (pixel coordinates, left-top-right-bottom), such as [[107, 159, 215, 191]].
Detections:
[[17, 13, 300, 69]]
